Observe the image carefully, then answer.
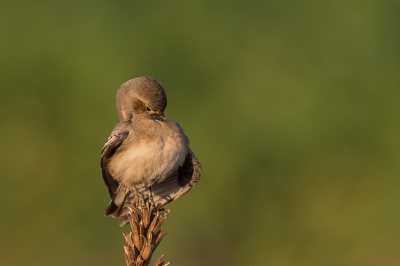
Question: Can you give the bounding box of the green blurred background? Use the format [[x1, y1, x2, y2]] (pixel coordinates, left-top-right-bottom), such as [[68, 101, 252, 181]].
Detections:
[[1, 0, 400, 265]]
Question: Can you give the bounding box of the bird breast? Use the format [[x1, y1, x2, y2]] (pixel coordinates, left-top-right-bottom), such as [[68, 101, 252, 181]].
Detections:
[[109, 121, 188, 189]]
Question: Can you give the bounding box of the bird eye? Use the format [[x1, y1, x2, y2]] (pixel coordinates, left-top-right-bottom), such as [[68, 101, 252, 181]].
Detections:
[[146, 106, 151, 112]]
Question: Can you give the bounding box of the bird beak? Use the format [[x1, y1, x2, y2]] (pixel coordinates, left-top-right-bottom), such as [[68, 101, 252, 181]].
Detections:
[[150, 111, 167, 121], [158, 113, 167, 121]]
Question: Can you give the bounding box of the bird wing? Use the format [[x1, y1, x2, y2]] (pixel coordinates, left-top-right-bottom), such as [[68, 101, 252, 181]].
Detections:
[[100, 129, 129, 198], [142, 147, 202, 206], [118, 148, 201, 226]]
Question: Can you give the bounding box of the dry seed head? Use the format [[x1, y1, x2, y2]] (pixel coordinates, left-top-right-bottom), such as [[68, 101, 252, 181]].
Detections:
[[123, 197, 170, 266]]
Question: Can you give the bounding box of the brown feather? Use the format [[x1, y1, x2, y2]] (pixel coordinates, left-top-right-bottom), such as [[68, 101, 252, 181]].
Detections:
[[100, 77, 202, 225], [100, 128, 129, 197]]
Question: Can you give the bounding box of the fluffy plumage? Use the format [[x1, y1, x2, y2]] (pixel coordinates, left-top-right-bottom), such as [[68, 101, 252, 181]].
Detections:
[[100, 77, 201, 225]]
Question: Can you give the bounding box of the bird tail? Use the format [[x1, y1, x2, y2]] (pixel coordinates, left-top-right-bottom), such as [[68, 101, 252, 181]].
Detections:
[[104, 183, 129, 217]]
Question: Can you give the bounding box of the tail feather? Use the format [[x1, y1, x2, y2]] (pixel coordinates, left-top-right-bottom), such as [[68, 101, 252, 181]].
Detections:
[[104, 184, 129, 217]]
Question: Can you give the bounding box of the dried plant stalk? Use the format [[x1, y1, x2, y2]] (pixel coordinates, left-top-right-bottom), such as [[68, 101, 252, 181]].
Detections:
[[123, 197, 171, 266]]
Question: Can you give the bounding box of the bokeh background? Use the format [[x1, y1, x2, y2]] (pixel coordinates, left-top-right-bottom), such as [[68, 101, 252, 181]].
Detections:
[[1, 0, 400, 265]]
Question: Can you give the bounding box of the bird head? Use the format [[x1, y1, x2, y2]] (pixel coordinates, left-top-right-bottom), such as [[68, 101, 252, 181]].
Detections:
[[116, 77, 167, 121]]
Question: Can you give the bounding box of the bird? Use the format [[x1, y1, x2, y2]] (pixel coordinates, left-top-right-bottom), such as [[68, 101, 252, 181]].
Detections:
[[100, 77, 201, 226]]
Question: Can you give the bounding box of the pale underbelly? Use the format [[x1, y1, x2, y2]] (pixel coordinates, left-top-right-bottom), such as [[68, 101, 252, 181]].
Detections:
[[109, 137, 187, 189]]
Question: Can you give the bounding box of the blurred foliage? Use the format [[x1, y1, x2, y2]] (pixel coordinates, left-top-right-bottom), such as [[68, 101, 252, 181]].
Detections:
[[1, 0, 400, 265]]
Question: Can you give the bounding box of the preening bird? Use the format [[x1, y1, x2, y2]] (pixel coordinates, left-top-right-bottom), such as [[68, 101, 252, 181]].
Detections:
[[100, 77, 201, 226]]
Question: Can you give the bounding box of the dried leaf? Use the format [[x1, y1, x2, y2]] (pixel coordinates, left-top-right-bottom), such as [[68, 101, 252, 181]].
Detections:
[[143, 208, 150, 228], [141, 242, 153, 260]]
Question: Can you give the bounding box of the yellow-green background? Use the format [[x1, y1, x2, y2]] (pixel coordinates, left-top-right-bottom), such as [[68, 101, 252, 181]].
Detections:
[[1, 1, 400, 265]]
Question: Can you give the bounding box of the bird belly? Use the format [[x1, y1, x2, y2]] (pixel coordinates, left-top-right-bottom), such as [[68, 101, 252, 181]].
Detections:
[[109, 135, 187, 189]]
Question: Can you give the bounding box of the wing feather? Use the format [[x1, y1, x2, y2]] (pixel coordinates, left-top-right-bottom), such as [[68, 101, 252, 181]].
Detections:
[[119, 148, 202, 226], [100, 129, 129, 198], [125, 148, 202, 207]]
